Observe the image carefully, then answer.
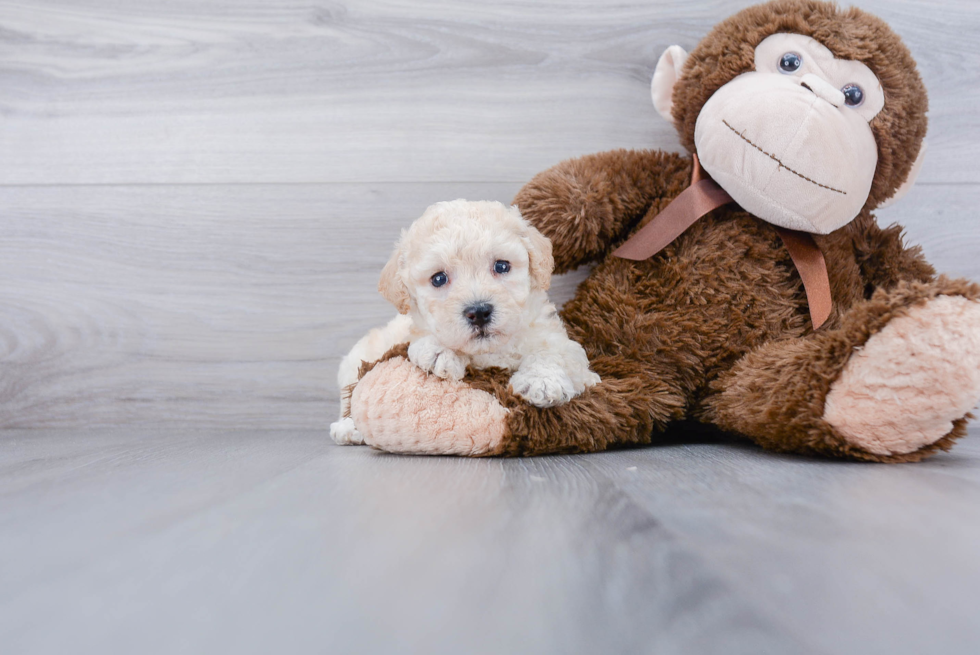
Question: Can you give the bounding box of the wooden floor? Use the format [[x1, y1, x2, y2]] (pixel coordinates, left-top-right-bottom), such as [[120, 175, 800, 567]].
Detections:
[[4, 2, 980, 653], [3, 428, 980, 655]]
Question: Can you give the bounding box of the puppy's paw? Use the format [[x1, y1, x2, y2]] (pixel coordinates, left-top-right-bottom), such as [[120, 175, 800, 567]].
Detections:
[[330, 417, 363, 445], [510, 365, 577, 408], [408, 337, 468, 380]]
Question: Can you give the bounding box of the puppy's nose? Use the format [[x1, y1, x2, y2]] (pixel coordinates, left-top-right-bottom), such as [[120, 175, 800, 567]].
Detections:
[[463, 302, 493, 328]]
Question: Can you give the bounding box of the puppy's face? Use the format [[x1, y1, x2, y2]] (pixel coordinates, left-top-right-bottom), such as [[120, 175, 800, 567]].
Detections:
[[379, 200, 554, 355]]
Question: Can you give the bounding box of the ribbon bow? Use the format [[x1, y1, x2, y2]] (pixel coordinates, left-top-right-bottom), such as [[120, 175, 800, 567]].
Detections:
[[612, 154, 832, 329]]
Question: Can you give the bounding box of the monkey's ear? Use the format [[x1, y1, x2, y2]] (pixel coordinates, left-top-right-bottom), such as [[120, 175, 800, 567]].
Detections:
[[652, 45, 689, 122], [378, 244, 412, 314], [880, 141, 927, 209]]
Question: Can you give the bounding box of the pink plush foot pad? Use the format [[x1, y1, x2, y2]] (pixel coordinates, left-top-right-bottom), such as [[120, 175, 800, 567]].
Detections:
[[824, 295, 980, 456], [351, 357, 510, 456]]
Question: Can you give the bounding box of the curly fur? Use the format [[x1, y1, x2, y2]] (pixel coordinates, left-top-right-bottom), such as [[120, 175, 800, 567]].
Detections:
[[333, 200, 599, 445]]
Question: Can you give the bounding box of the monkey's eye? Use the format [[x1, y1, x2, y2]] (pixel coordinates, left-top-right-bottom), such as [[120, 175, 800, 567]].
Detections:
[[841, 84, 864, 107], [778, 52, 802, 73], [493, 260, 511, 275], [431, 272, 448, 287]]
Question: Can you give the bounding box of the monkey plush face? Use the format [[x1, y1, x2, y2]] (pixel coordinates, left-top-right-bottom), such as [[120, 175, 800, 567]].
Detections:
[[652, 0, 929, 235], [693, 34, 884, 233]]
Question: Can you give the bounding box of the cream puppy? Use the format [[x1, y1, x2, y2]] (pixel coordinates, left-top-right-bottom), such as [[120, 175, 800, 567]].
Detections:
[[330, 199, 600, 445]]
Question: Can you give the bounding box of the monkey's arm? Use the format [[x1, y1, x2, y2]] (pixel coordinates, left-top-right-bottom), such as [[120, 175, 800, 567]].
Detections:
[[851, 216, 935, 292], [514, 149, 690, 274]]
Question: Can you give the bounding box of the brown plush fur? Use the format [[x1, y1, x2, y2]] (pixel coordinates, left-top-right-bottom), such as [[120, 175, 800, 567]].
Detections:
[[670, 0, 928, 211], [701, 276, 980, 462], [354, 0, 973, 462]]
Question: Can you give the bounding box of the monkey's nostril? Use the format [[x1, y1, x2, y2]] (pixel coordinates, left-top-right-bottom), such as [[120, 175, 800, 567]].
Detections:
[[798, 74, 844, 107], [463, 302, 494, 328]]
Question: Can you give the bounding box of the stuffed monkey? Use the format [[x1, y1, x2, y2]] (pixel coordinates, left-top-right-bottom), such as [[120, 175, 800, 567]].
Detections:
[[348, 0, 980, 462]]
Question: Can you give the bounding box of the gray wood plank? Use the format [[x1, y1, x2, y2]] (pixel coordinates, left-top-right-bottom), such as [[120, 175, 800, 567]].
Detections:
[[2, 428, 980, 654], [586, 443, 980, 655], [0, 181, 514, 428], [2, 2, 979, 651], [0, 181, 975, 429], [0, 0, 976, 185]]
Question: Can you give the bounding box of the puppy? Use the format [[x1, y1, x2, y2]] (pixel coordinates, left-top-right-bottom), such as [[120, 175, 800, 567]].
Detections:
[[330, 199, 600, 445]]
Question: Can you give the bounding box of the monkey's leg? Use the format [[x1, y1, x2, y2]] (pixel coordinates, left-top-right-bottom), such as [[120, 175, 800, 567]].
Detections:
[[350, 351, 687, 457], [703, 278, 980, 462]]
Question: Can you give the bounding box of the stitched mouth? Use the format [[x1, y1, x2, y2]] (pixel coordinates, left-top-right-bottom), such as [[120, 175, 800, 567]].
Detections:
[[721, 119, 847, 196]]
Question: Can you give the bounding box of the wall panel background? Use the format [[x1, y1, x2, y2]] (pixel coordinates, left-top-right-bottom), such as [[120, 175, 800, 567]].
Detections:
[[1, 0, 977, 428]]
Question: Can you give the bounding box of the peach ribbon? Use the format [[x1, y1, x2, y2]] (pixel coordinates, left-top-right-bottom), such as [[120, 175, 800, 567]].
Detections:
[[612, 154, 832, 329]]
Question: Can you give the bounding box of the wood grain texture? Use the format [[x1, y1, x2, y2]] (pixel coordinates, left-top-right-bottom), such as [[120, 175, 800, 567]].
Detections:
[[2, 428, 979, 654], [1, 0, 979, 428], [1, 0, 978, 185], [3, 4, 980, 649], [0, 182, 517, 428], [0, 182, 975, 429]]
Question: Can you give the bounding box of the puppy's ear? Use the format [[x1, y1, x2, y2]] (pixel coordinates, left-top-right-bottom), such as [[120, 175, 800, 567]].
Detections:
[[378, 243, 411, 314], [523, 222, 555, 292]]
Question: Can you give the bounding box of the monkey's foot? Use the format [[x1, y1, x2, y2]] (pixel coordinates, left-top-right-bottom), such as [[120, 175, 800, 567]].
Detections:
[[351, 357, 510, 456], [823, 295, 980, 456]]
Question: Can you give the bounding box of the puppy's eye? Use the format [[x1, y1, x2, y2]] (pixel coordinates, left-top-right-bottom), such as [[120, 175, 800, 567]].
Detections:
[[493, 260, 511, 275], [431, 272, 448, 287]]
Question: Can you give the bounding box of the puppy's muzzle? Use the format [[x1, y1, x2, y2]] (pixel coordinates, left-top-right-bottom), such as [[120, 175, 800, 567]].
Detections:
[[463, 302, 494, 328]]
